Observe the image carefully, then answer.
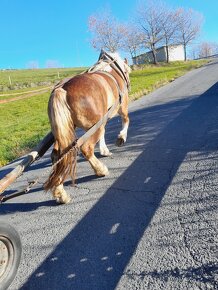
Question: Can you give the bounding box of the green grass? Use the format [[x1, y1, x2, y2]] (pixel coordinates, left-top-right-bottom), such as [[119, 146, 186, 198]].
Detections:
[[0, 67, 85, 91], [129, 60, 208, 99], [0, 60, 209, 166], [0, 86, 51, 101], [0, 92, 50, 166]]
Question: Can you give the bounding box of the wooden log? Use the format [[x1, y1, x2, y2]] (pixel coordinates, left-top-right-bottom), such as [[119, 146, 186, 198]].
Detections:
[[0, 132, 54, 194]]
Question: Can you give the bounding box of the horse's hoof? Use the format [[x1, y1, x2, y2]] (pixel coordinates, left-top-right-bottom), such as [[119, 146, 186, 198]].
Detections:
[[56, 195, 71, 204], [116, 137, 125, 147], [95, 166, 109, 177], [100, 150, 112, 157]]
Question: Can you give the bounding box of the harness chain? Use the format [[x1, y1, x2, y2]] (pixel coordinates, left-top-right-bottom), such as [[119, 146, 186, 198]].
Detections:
[[0, 144, 79, 203]]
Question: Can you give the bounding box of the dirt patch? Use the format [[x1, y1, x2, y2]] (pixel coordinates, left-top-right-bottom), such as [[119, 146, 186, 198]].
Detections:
[[0, 88, 51, 104]]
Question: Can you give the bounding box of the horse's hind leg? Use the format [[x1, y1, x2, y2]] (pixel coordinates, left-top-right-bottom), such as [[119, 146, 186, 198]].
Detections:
[[50, 141, 71, 204], [52, 183, 71, 204], [81, 127, 109, 176], [51, 141, 59, 163], [99, 128, 112, 156], [116, 98, 129, 146]]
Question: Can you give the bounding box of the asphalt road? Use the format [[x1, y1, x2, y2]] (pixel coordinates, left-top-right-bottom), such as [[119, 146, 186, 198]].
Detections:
[[1, 60, 218, 290]]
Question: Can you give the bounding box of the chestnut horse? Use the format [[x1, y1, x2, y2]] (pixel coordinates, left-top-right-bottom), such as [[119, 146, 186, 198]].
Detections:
[[44, 51, 131, 203]]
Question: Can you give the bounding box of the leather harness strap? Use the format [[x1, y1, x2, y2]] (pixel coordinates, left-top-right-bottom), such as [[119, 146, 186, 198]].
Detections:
[[97, 50, 130, 90], [92, 70, 126, 104], [53, 52, 128, 149], [54, 50, 129, 94], [76, 97, 120, 148]]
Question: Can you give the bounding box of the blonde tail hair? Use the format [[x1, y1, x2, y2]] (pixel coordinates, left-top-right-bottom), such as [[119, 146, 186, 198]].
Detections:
[[44, 87, 77, 191]]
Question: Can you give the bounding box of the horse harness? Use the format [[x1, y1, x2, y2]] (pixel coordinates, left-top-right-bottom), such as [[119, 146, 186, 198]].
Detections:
[[0, 53, 130, 202], [72, 53, 129, 148], [54, 50, 129, 103], [53, 51, 130, 150]]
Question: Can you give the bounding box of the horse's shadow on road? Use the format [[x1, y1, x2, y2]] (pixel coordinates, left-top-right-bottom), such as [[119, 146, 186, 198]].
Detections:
[[8, 83, 218, 289]]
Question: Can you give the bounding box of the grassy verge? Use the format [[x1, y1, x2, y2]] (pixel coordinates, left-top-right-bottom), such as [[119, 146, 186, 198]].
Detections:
[[0, 60, 209, 166], [0, 92, 50, 166], [129, 60, 208, 100]]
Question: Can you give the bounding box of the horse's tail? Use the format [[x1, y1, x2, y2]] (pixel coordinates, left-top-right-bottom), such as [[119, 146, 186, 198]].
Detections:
[[44, 87, 77, 191]]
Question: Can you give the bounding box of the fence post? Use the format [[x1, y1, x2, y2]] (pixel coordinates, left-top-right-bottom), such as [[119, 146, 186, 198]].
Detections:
[[8, 76, 12, 85]]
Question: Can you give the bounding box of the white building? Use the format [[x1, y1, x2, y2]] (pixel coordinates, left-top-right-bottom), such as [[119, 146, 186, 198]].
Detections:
[[133, 45, 185, 64]]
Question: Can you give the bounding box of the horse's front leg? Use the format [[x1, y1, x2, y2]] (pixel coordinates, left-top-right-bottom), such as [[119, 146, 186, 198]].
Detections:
[[116, 99, 129, 146], [99, 128, 112, 156]]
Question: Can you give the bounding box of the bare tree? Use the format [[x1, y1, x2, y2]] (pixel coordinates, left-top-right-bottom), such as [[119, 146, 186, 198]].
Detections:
[[122, 24, 144, 62], [199, 42, 213, 58], [197, 42, 218, 58], [214, 43, 218, 54], [88, 9, 126, 52], [160, 8, 181, 62], [189, 44, 199, 60], [176, 8, 203, 61], [136, 1, 166, 64]]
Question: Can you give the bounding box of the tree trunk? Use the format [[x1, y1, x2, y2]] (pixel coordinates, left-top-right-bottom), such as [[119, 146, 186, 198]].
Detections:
[[151, 44, 158, 64], [130, 50, 134, 64], [166, 41, 169, 63], [184, 44, 187, 61]]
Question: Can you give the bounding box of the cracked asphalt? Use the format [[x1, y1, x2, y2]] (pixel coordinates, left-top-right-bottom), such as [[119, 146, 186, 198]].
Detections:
[[0, 60, 218, 290]]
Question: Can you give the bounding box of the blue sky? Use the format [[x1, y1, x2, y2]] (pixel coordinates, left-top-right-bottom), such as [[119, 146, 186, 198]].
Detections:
[[0, 0, 217, 69]]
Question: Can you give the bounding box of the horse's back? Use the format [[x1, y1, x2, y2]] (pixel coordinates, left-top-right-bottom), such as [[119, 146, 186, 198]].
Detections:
[[61, 73, 116, 129]]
